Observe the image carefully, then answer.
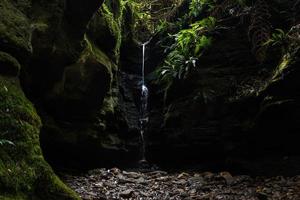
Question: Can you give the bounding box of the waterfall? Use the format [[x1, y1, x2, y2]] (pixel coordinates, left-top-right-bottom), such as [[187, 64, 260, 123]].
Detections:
[[142, 43, 146, 85], [139, 42, 149, 162]]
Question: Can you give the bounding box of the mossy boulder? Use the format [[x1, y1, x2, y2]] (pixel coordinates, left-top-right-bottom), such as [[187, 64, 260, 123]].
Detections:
[[87, 0, 123, 61], [26, 0, 84, 95], [0, 0, 32, 62], [39, 35, 127, 167], [0, 0, 107, 198], [45, 38, 116, 121], [22, 0, 104, 97], [0, 52, 21, 76], [0, 76, 79, 200]]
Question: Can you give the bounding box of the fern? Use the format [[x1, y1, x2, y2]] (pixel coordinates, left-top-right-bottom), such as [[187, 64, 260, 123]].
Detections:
[[156, 17, 214, 89], [189, 0, 215, 18], [191, 16, 216, 33], [264, 29, 287, 47], [264, 26, 300, 54], [194, 35, 212, 56], [176, 29, 200, 57], [156, 19, 169, 33], [175, 17, 214, 58]]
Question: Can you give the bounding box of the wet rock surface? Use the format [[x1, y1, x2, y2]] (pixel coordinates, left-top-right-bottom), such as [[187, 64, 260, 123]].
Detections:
[[63, 168, 300, 200]]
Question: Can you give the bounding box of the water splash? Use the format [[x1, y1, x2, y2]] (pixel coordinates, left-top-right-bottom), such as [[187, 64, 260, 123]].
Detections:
[[139, 41, 150, 161]]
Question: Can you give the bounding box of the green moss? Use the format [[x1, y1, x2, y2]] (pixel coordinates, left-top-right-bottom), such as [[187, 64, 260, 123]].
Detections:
[[101, 3, 122, 58], [84, 0, 128, 132], [272, 53, 290, 81], [83, 36, 117, 73], [87, 0, 125, 62], [0, 52, 21, 77], [121, 2, 136, 43], [0, 193, 27, 200], [76, 35, 119, 133], [82, 36, 118, 113], [0, 0, 31, 60], [101, 95, 117, 115], [0, 76, 79, 200], [104, 0, 123, 19]]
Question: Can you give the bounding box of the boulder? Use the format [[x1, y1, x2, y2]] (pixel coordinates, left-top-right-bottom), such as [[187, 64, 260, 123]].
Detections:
[[0, 0, 31, 62], [87, 1, 123, 61], [45, 42, 113, 121], [0, 75, 79, 200]]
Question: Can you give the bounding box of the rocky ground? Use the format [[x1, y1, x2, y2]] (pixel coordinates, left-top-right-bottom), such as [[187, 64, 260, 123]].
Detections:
[[62, 167, 300, 200]]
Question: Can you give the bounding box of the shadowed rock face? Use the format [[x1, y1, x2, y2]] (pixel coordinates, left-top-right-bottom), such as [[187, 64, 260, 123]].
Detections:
[[0, 0, 105, 199], [65, 0, 104, 37], [143, 2, 300, 163], [38, 0, 300, 169]]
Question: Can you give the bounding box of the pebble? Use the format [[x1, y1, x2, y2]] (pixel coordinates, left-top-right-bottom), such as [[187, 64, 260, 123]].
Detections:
[[119, 189, 134, 198]]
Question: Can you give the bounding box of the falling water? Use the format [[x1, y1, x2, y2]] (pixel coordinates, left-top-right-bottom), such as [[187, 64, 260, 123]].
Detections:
[[139, 41, 149, 162]]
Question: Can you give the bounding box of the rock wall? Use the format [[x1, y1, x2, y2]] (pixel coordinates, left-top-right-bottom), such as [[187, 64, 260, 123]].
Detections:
[[146, 0, 300, 163], [0, 0, 121, 198]]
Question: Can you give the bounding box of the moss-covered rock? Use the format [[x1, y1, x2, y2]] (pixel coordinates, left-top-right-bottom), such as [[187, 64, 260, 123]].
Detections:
[[0, 52, 21, 76], [25, 0, 84, 95], [21, 0, 104, 98], [0, 0, 31, 62], [0, 0, 137, 197], [0, 76, 79, 200], [87, 0, 123, 61], [44, 37, 116, 121]]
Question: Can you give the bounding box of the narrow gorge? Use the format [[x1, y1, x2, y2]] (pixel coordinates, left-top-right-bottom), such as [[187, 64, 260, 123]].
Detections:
[[0, 0, 300, 199]]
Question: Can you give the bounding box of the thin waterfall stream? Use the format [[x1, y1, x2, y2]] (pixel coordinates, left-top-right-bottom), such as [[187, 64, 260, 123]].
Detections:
[[139, 41, 150, 163]]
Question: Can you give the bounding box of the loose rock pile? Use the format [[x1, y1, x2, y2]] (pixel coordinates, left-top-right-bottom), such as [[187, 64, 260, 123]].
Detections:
[[63, 168, 300, 200]]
